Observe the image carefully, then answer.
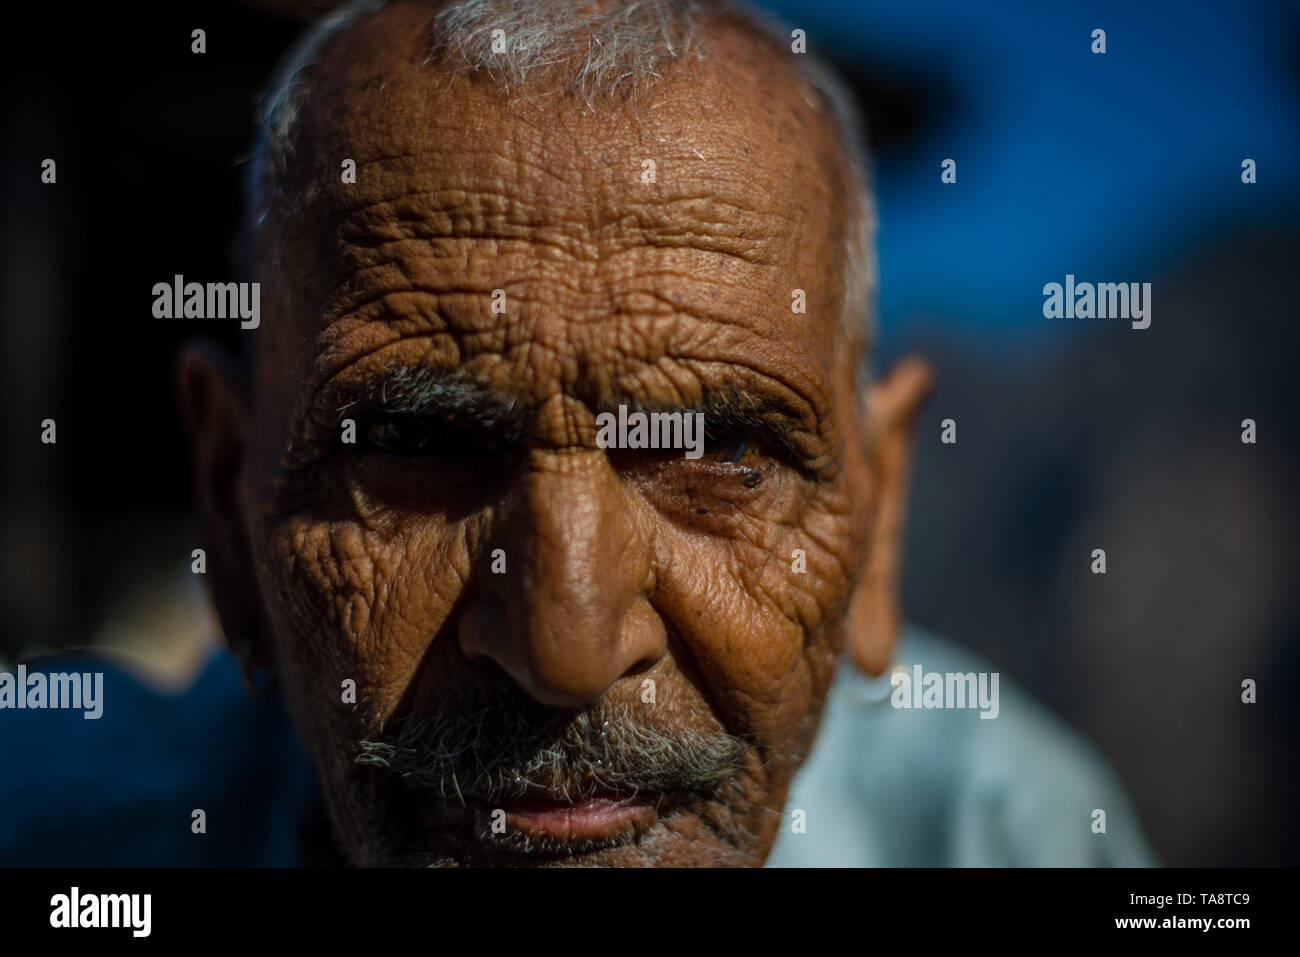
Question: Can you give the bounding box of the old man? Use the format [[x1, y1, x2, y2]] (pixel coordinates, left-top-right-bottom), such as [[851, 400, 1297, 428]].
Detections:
[[161, 0, 1151, 866]]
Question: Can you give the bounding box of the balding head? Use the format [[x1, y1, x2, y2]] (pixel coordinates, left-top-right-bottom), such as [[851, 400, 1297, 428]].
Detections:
[[182, 0, 930, 867], [244, 0, 875, 379]]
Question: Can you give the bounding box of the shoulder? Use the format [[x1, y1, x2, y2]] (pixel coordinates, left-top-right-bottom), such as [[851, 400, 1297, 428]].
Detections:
[[765, 626, 1157, 867], [0, 652, 320, 865]]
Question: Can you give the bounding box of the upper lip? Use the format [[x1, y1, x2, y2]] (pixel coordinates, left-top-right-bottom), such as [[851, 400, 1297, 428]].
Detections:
[[486, 787, 651, 808]]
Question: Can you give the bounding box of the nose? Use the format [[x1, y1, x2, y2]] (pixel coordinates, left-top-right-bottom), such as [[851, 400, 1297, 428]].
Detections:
[[458, 448, 665, 708]]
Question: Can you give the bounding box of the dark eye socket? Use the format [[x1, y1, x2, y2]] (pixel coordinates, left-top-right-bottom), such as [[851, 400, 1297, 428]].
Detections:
[[363, 415, 433, 456], [356, 413, 498, 462]]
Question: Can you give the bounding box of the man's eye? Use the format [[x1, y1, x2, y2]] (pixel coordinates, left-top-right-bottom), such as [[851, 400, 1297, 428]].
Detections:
[[357, 414, 488, 460], [700, 429, 754, 464], [365, 416, 434, 455]]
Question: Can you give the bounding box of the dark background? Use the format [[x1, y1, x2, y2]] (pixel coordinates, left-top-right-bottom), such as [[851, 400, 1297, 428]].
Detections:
[[2, 0, 1297, 866]]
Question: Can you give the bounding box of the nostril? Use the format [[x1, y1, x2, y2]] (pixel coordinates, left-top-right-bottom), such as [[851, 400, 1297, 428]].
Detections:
[[623, 654, 658, 679]]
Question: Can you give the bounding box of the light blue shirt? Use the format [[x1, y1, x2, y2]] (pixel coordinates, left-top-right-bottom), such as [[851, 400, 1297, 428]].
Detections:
[[766, 626, 1156, 866]]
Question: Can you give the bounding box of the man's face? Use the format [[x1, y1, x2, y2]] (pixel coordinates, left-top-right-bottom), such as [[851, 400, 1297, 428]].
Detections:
[[186, 2, 925, 866]]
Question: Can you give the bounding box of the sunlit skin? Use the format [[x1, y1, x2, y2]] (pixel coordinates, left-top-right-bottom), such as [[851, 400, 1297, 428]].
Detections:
[[180, 0, 931, 866]]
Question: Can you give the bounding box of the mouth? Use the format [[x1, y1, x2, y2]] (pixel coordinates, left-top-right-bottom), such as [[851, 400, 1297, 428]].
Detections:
[[492, 791, 661, 845]]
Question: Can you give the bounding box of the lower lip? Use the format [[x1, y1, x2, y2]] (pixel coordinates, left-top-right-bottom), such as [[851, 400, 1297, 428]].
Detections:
[[499, 794, 658, 843]]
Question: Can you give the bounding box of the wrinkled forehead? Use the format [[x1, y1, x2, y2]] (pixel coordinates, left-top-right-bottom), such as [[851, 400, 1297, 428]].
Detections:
[[257, 0, 850, 382]]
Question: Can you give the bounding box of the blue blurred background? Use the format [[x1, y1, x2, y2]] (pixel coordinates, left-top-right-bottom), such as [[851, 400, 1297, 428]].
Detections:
[[760, 0, 1300, 347]]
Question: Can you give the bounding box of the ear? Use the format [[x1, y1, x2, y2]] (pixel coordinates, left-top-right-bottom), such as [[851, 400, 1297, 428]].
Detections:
[[846, 355, 933, 676], [176, 341, 272, 678]]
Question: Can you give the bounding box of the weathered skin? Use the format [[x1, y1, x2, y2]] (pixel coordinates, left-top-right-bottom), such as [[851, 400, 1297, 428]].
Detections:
[[180, 0, 931, 866]]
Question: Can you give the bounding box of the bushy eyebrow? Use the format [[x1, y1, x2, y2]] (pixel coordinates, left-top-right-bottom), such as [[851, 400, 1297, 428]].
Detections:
[[325, 365, 530, 443]]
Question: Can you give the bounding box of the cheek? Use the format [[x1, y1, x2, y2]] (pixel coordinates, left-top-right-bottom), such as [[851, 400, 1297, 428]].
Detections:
[[653, 473, 860, 739], [255, 510, 468, 727]]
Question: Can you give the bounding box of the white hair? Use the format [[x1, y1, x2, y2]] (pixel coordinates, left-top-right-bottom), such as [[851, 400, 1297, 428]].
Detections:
[[244, 0, 877, 377], [432, 0, 702, 102]]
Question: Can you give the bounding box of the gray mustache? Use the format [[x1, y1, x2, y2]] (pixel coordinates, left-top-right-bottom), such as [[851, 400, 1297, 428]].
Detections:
[[355, 694, 748, 805]]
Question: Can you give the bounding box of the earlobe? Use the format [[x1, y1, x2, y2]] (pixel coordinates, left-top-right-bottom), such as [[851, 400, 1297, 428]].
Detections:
[[176, 342, 270, 678], [846, 355, 933, 676]]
